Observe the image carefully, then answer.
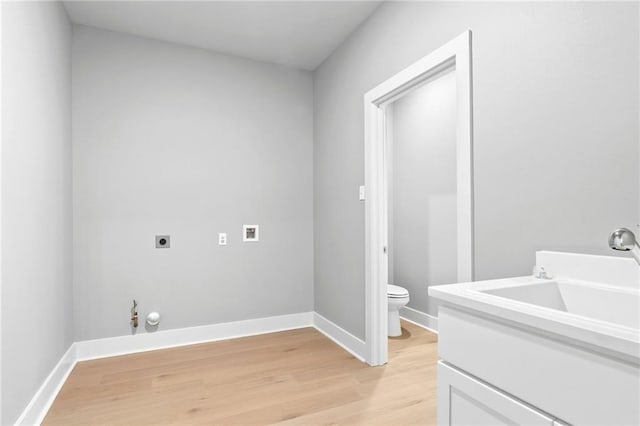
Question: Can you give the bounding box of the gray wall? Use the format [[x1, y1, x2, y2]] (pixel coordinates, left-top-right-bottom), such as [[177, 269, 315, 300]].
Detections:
[[1, 2, 73, 424], [313, 1, 639, 339], [389, 69, 457, 318], [72, 26, 314, 341]]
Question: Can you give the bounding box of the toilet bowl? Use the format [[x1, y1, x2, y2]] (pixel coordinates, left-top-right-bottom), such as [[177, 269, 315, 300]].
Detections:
[[388, 284, 410, 337]]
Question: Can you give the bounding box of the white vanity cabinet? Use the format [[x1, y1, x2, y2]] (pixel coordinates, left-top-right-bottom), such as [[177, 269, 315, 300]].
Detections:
[[438, 362, 554, 426], [430, 251, 640, 426], [435, 305, 639, 426]]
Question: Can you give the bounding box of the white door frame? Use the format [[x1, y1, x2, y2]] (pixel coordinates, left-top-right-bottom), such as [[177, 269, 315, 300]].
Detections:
[[363, 31, 474, 366]]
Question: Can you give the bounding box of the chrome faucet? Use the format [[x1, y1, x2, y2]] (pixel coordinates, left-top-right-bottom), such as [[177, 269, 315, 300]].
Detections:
[[533, 265, 551, 279], [609, 228, 640, 266]]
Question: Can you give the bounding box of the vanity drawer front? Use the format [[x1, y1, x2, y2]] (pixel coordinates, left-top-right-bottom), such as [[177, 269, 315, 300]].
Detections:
[[438, 305, 640, 426], [438, 361, 554, 426]]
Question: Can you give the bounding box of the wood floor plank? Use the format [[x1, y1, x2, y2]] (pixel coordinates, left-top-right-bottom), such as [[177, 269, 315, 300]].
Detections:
[[44, 320, 437, 425]]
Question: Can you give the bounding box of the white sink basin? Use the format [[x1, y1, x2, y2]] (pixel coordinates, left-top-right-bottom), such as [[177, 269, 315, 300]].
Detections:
[[479, 280, 639, 329], [429, 251, 640, 361]]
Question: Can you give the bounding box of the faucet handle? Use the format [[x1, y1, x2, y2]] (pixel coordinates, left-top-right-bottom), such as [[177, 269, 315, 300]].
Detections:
[[533, 265, 551, 279]]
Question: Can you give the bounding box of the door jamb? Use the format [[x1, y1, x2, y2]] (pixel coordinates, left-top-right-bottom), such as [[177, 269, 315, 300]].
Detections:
[[363, 30, 474, 366]]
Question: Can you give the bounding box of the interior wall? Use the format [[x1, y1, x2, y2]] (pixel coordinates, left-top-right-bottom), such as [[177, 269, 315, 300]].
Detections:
[[389, 69, 457, 318], [72, 26, 314, 341], [313, 1, 639, 339], [1, 2, 73, 424]]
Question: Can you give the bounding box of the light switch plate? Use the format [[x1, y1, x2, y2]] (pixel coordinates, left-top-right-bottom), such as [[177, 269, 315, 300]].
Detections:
[[218, 233, 227, 245], [359, 185, 365, 201]]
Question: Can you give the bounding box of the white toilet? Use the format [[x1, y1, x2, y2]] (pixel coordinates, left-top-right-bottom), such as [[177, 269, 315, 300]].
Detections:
[[387, 284, 410, 337]]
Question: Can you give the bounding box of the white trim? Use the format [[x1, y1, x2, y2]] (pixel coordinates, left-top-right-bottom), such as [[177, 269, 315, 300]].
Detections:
[[313, 313, 366, 362], [16, 313, 314, 424], [14, 311, 371, 424], [14, 344, 77, 426], [364, 30, 474, 366], [364, 95, 389, 366], [75, 312, 313, 361], [73, 312, 369, 365], [400, 306, 439, 334], [0, 1, 4, 422]]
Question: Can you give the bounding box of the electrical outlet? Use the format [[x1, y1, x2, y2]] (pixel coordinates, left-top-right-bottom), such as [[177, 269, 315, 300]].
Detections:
[[218, 233, 227, 245], [359, 185, 365, 201], [155, 235, 170, 248]]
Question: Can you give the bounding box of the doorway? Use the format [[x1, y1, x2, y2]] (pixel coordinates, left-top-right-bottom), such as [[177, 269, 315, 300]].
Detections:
[[363, 31, 474, 366]]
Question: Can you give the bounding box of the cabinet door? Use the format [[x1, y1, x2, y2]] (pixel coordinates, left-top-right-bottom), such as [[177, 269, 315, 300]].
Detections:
[[438, 361, 554, 426]]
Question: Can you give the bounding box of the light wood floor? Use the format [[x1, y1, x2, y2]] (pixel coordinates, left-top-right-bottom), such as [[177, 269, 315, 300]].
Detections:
[[44, 320, 438, 425]]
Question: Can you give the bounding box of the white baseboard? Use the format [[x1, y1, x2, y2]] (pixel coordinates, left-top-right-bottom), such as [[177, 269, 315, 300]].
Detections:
[[400, 306, 439, 334], [15, 312, 314, 425], [15, 311, 422, 424], [16, 312, 373, 424], [15, 344, 77, 426], [75, 312, 314, 361], [312, 312, 366, 362]]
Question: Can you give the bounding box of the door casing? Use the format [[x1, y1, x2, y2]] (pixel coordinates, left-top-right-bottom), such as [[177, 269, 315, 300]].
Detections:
[[363, 30, 474, 366]]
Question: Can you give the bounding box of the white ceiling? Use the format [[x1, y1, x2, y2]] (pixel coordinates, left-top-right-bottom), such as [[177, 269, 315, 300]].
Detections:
[[63, 1, 382, 70]]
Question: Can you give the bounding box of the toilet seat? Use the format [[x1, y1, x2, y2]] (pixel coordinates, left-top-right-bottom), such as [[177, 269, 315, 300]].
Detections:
[[387, 284, 409, 298]]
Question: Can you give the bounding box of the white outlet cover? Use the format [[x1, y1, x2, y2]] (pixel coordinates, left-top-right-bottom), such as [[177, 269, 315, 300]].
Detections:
[[359, 185, 365, 201], [218, 233, 227, 245]]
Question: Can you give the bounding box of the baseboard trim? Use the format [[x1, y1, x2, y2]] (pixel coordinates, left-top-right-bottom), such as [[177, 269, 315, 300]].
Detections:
[[15, 311, 363, 424], [400, 306, 439, 334], [312, 312, 366, 362], [15, 343, 77, 426], [75, 312, 314, 361]]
